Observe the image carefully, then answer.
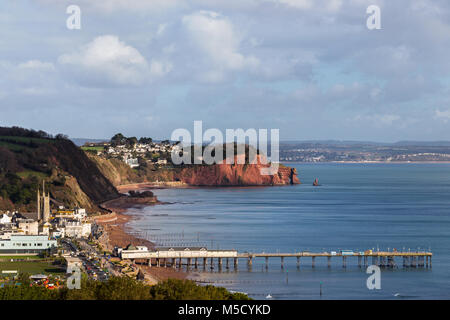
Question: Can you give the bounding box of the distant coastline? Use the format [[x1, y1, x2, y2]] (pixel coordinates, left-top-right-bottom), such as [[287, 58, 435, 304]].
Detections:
[[284, 161, 450, 164]]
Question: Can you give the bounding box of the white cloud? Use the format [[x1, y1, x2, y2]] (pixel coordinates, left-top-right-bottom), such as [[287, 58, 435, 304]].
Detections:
[[58, 35, 163, 87], [276, 0, 313, 9], [0, 60, 57, 97], [182, 11, 259, 82], [18, 60, 55, 71], [37, 0, 183, 13], [150, 59, 173, 77], [351, 114, 401, 127], [435, 109, 450, 123], [272, 0, 343, 11]]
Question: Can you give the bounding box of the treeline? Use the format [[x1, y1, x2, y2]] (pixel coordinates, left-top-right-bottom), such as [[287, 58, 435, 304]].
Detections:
[[110, 133, 171, 147], [0, 276, 250, 300], [176, 143, 262, 166], [0, 126, 68, 140]]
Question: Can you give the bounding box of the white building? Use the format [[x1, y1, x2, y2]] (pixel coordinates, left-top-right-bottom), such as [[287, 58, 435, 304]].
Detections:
[[156, 159, 167, 165], [0, 213, 13, 224], [64, 221, 92, 238], [74, 208, 87, 220], [17, 219, 39, 235], [0, 235, 57, 254]]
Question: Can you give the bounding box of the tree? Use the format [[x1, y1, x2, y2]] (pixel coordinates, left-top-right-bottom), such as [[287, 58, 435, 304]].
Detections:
[[139, 137, 152, 144], [126, 137, 138, 147], [149, 279, 251, 300], [111, 133, 126, 146]]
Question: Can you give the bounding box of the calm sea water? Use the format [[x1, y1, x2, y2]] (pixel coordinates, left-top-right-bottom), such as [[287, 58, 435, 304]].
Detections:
[[126, 163, 450, 299]]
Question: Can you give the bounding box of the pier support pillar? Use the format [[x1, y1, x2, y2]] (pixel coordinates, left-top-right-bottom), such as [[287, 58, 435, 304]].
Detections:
[[430, 256, 432, 268], [172, 258, 176, 268], [187, 258, 191, 270], [388, 256, 395, 268], [195, 258, 198, 269], [312, 256, 315, 268], [342, 256, 346, 268], [297, 257, 300, 269], [281, 257, 284, 269], [148, 259, 151, 267], [327, 256, 331, 268], [156, 258, 160, 268], [210, 258, 214, 269], [364, 256, 368, 267], [218, 258, 223, 271], [265, 257, 269, 270], [178, 258, 182, 268], [358, 256, 362, 268], [203, 258, 207, 269], [248, 257, 253, 271], [234, 258, 238, 270], [226, 258, 230, 269]]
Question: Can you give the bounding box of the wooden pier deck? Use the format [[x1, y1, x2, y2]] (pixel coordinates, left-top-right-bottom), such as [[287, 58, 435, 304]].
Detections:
[[123, 248, 432, 269]]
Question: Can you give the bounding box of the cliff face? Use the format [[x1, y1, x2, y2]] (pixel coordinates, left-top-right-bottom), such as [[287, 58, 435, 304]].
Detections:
[[0, 129, 120, 212], [90, 153, 300, 187], [174, 155, 300, 186], [87, 153, 138, 186]]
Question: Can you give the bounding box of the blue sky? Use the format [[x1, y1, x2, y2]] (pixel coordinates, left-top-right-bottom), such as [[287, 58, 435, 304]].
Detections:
[[1, 0, 450, 142]]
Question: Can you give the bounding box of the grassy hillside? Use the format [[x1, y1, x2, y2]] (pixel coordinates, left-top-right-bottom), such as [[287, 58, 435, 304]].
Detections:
[[0, 127, 120, 212]]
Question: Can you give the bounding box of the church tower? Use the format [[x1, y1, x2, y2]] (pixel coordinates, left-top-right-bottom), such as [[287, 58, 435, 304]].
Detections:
[[37, 181, 51, 223], [37, 187, 41, 221]]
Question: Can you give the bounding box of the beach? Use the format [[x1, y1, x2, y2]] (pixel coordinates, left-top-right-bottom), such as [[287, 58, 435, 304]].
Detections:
[[94, 188, 188, 282]]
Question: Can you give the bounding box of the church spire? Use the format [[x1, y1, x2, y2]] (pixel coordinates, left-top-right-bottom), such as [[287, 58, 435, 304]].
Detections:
[[37, 185, 41, 221]]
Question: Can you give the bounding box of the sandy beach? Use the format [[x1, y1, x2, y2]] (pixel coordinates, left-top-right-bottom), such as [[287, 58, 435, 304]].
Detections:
[[94, 188, 188, 282]]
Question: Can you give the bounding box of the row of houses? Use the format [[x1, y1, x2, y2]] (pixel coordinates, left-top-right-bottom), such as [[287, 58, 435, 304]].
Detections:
[[105, 142, 180, 168]]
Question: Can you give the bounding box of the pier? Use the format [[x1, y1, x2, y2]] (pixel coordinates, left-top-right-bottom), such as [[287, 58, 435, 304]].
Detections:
[[120, 247, 432, 270]]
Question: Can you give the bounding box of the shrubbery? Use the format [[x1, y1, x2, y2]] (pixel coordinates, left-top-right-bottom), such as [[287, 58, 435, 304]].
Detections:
[[0, 276, 250, 300]]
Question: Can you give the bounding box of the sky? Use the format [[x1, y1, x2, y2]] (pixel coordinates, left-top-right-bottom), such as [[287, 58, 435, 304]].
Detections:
[[1, 0, 450, 142]]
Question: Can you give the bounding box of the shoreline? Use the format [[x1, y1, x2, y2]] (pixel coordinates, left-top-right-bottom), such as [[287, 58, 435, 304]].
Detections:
[[96, 192, 188, 282], [95, 178, 302, 283]]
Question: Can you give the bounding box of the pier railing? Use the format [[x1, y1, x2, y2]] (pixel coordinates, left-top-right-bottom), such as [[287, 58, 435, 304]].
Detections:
[[122, 249, 432, 269]]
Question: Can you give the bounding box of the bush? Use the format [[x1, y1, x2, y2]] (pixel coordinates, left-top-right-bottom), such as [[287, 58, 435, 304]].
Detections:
[[149, 279, 251, 300], [0, 276, 250, 300]]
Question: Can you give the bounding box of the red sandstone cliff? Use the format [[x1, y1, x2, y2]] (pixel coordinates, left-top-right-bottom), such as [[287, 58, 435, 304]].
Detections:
[[89, 153, 300, 187], [174, 155, 300, 186]]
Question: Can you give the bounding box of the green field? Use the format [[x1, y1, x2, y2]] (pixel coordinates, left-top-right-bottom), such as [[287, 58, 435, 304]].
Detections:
[[0, 261, 65, 275], [81, 146, 104, 152], [0, 255, 43, 260], [0, 135, 52, 151], [0, 141, 27, 151], [16, 170, 49, 179], [0, 135, 52, 144]]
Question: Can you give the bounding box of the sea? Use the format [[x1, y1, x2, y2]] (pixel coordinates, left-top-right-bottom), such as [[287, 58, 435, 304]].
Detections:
[[125, 163, 450, 299]]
